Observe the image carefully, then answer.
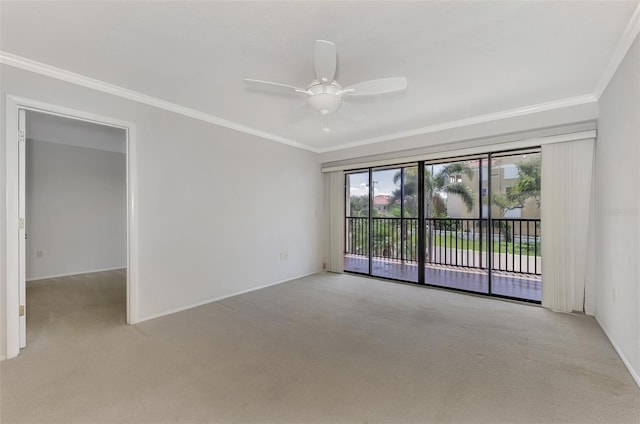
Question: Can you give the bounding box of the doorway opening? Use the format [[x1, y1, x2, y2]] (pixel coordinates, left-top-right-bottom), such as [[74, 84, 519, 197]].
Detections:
[[25, 111, 127, 348], [5, 96, 137, 359]]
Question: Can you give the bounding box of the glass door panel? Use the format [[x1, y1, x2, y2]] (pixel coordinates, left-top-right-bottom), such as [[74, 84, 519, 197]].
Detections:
[[370, 167, 418, 283], [344, 171, 370, 274], [402, 166, 419, 283], [489, 151, 542, 301], [424, 159, 489, 294]]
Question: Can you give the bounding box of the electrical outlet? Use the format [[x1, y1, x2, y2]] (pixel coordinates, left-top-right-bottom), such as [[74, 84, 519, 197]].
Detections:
[[280, 251, 288, 260], [36, 250, 43, 258]]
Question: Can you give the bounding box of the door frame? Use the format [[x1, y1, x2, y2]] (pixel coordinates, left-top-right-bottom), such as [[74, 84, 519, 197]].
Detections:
[[5, 95, 139, 359]]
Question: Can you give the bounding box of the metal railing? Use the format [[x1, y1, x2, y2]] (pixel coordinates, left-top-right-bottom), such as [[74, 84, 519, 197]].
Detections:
[[372, 217, 418, 261], [490, 218, 541, 275], [425, 218, 487, 269], [346, 217, 541, 275], [345, 217, 369, 257], [345, 217, 418, 261]]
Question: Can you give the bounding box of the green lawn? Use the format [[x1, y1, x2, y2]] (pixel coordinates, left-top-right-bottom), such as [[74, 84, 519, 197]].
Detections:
[[430, 234, 541, 256]]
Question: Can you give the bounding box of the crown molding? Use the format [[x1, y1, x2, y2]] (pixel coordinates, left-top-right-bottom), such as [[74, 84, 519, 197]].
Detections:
[[1, 51, 599, 155], [593, 1, 640, 99], [0, 51, 318, 153], [317, 94, 598, 153]]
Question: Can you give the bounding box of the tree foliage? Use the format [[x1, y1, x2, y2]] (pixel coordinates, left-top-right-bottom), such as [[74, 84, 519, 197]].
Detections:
[[493, 156, 541, 214], [389, 163, 475, 217], [349, 194, 369, 217]]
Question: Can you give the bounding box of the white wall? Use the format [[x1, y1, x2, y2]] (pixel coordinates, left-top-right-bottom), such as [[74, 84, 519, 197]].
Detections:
[[1, 64, 324, 358], [0, 65, 6, 358], [26, 139, 126, 280], [595, 34, 640, 383]]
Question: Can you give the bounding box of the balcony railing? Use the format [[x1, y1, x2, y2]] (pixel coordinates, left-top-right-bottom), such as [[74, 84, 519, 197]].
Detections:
[[490, 218, 541, 275], [346, 217, 541, 276]]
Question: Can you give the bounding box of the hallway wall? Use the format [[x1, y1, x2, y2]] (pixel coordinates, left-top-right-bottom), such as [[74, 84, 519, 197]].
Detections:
[[26, 139, 126, 280]]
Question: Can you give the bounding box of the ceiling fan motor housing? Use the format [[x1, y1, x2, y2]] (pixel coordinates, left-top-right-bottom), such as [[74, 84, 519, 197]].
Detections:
[[307, 81, 342, 114]]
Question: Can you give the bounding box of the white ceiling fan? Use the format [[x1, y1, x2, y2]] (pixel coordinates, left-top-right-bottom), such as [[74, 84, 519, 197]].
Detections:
[[244, 40, 407, 131]]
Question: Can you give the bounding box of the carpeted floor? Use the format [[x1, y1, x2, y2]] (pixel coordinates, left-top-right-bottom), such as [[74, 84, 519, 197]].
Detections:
[[1, 270, 639, 423]]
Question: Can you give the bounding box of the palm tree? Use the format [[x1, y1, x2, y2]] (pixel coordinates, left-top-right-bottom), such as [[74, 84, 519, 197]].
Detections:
[[391, 163, 475, 262], [389, 168, 417, 217], [428, 163, 474, 211], [425, 163, 475, 262]]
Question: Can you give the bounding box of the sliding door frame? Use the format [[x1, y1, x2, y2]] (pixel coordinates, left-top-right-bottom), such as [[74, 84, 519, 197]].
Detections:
[[343, 147, 542, 304]]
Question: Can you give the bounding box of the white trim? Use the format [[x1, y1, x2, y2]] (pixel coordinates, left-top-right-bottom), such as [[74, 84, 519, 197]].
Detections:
[[317, 95, 597, 153], [137, 272, 318, 323], [6, 95, 135, 130], [321, 130, 596, 172], [4, 95, 139, 359], [593, 2, 640, 99], [26, 267, 126, 283], [1, 52, 600, 155], [126, 124, 139, 324], [5, 97, 20, 359], [0, 51, 316, 153], [595, 317, 640, 389]]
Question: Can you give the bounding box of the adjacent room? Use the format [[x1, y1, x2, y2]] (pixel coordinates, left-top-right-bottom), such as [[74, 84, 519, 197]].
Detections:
[[1, 1, 639, 423], [24, 111, 127, 350]]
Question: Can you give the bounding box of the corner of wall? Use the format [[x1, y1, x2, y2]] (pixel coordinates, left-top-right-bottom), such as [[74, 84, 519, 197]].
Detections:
[[594, 31, 640, 387]]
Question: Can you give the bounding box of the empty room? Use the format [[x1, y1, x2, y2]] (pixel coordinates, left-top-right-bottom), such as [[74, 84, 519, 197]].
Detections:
[[23, 111, 128, 351], [1, 1, 639, 423]]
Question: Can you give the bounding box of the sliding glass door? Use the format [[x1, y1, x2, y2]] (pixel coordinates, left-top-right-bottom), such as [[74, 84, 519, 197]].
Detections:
[[489, 151, 542, 301], [344, 171, 370, 274], [343, 149, 542, 303], [424, 158, 489, 294], [370, 166, 419, 283]]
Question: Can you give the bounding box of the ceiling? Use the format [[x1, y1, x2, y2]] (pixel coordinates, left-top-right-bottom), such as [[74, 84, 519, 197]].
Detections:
[[1, 1, 638, 152]]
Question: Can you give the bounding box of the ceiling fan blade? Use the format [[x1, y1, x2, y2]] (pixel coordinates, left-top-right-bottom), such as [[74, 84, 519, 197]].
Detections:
[[344, 77, 407, 96], [243, 78, 307, 95], [314, 40, 336, 83], [339, 102, 366, 122]]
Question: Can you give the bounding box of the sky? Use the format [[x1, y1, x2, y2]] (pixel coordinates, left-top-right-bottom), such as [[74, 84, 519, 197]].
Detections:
[[348, 165, 445, 197]]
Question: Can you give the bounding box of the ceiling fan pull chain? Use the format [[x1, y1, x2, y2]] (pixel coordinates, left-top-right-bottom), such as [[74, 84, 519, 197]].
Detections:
[[323, 115, 330, 132]]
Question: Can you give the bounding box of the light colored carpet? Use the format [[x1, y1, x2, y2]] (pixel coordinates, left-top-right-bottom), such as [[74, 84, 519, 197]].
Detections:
[[1, 270, 638, 423]]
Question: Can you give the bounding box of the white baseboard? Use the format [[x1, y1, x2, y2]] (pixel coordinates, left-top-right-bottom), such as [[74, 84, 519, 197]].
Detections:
[[136, 271, 319, 324], [27, 266, 126, 282], [595, 316, 640, 388]]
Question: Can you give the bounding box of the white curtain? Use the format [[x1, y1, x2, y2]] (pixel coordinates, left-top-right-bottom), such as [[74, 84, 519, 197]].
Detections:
[[541, 139, 595, 312], [324, 171, 344, 273]]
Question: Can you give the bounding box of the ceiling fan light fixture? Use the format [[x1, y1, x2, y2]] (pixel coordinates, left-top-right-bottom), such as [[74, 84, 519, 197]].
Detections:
[[243, 40, 407, 129], [307, 82, 342, 115]]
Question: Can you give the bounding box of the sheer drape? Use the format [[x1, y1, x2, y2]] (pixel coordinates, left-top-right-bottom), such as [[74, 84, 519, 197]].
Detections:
[[541, 139, 595, 312], [325, 171, 344, 273]]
